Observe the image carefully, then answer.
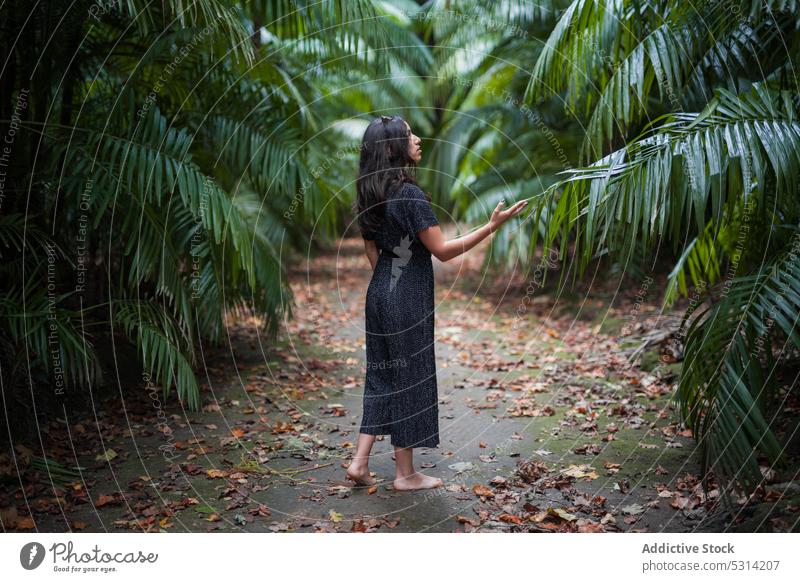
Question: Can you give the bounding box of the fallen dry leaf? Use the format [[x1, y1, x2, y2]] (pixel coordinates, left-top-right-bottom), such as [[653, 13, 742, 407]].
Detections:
[[472, 484, 495, 498], [549, 508, 577, 522], [16, 516, 35, 530], [562, 464, 599, 480], [499, 513, 524, 525], [577, 519, 604, 532], [456, 515, 480, 527], [601, 513, 616, 525], [95, 449, 118, 462], [96, 494, 120, 508], [621, 503, 646, 515]]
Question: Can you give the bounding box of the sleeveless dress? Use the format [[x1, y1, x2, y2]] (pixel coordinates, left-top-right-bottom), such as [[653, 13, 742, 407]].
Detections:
[[360, 182, 440, 449]]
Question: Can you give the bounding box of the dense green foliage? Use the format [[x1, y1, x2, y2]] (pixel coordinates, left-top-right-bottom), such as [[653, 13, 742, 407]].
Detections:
[[0, 0, 398, 414], [524, 0, 800, 495], [2, 0, 798, 498]]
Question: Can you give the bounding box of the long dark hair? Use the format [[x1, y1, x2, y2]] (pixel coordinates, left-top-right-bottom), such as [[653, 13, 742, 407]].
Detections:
[[354, 114, 418, 239]]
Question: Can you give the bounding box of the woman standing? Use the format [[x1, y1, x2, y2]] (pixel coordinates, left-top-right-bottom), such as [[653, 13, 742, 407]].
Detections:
[[347, 115, 527, 491]]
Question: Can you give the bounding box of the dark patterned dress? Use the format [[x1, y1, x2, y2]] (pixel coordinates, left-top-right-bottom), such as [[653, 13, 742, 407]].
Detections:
[[360, 182, 440, 448]]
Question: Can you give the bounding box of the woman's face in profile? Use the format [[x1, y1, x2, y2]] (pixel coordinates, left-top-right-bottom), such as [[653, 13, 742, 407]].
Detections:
[[404, 121, 422, 163]]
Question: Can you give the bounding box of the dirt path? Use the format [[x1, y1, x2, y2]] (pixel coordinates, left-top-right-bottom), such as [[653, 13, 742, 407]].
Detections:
[[18, 237, 773, 533]]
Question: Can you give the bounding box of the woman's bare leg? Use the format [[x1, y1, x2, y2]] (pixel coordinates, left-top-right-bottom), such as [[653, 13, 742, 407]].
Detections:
[[393, 446, 443, 490], [346, 433, 377, 485]]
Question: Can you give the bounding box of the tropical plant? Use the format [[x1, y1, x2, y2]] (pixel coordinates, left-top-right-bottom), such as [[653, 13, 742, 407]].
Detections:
[[327, 0, 581, 268], [0, 0, 402, 427], [523, 0, 800, 496]]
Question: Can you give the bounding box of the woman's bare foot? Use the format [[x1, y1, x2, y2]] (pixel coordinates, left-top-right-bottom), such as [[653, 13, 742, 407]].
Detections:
[[345, 462, 376, 486], [393, 471, 444, 491]]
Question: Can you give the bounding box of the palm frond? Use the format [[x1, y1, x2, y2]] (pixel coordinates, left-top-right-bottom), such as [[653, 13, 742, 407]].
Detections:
[[112, 300, 200, 409], [524, 0, 625, 107], [679, 245, 800, 493], [110, 0, 253, 62], [535, 85, 800, 274]]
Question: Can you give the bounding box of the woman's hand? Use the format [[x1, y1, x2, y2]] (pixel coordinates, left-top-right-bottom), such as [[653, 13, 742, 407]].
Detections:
[[418, 197, 529, 262], [488, 199, 528, 233]]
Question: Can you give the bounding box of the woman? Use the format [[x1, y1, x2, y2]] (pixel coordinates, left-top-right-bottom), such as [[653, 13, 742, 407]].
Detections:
[[347, 114, 527, 491]]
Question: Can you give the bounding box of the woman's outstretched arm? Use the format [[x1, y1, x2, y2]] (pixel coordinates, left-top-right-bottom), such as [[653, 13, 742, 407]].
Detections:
[[364, 238, 380, 270], [417, 199, 527, 262]]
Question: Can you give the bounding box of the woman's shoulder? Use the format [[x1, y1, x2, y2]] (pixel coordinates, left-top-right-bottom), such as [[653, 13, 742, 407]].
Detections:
[[396, 181, 427, 200], [386, 181, 418, 200]]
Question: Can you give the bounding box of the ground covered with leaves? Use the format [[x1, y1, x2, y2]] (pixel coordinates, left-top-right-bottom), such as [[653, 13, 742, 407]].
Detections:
[[2, 238, 799, 533]]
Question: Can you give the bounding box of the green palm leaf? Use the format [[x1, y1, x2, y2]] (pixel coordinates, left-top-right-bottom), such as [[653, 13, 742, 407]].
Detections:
[[112, 300, 200, 409], [535, 85, 800, 274], [679, 245, 800, 494]]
